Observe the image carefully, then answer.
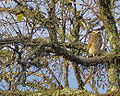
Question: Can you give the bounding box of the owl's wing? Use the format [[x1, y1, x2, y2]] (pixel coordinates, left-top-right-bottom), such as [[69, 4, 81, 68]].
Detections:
[[98, 34, 102, 49], [87, 34, 93, 51]]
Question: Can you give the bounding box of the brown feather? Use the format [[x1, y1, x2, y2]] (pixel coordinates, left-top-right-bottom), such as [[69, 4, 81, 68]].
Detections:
[[87, 30, 102, 57]]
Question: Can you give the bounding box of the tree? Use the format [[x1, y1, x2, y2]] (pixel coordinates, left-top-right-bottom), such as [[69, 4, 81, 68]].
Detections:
[[0, 0, 120, 95]]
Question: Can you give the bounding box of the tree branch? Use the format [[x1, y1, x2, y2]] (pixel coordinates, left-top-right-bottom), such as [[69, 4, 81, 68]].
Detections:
[[0, 37, 119, 66], [29, 43, 119, 66], [46, 65, 63, 89]]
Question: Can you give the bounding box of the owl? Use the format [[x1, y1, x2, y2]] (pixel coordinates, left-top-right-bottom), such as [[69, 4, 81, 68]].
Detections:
[[87, 30, 102, 57]]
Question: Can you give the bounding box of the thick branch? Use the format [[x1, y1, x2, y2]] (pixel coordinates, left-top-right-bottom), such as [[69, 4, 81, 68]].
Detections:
[[72, 63, 84, 89], [97, 0, 120, 52], [0, 37, 119, 66], [30, 43, 119, 66]]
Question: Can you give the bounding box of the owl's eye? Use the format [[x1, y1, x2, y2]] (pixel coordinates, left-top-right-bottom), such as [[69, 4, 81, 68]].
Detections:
[[93, 30, 100, 33], [93, 30, 100, 34]]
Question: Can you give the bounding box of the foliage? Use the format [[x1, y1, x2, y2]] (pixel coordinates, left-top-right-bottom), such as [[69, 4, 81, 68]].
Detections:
[[0, 0, 120, 95]]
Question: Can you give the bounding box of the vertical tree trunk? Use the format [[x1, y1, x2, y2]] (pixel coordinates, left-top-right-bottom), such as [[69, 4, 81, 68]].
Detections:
[[108, 62, 119, 92], [72, 63, 84, 90], [64, 64, 69, 87], [48, 0, 57, 43], [97, 0, 120, 92]]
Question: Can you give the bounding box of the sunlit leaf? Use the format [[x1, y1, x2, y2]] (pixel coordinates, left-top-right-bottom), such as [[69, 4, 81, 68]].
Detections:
[[6, 57, 9, 62], [34, 0, 37, 3], [7, 0, 10, 5], [16, 12, 24, 21], [58, 0, 62, 5]]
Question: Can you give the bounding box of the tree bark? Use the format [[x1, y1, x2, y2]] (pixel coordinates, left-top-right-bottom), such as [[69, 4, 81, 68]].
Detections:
[[72, 63, 84, 90], [97, 0, 120, 92], [48, 0, 58, 43], [64, 64, 69, 87]]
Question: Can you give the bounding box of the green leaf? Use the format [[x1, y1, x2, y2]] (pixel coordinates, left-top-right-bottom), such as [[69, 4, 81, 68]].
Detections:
[[16, 11, 24, 21]]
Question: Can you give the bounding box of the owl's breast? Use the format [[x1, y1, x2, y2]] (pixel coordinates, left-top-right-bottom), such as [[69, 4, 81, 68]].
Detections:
[[87, 31, 102, 57], [88, 43, 99, 56]]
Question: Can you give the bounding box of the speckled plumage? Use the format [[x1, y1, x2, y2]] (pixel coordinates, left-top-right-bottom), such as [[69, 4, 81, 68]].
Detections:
[[87, 30, 102, 57]]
